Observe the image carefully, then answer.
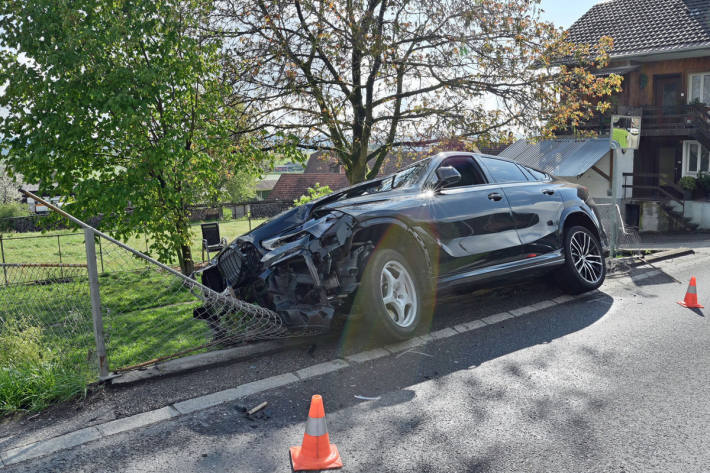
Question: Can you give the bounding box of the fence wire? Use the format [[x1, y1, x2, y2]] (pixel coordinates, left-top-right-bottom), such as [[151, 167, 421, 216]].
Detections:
[[595, 203, 642, 255], [0, 202, 300, 387]]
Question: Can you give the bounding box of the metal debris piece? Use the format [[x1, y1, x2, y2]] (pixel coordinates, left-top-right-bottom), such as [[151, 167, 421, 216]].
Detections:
[[247, 401, 268, 416]]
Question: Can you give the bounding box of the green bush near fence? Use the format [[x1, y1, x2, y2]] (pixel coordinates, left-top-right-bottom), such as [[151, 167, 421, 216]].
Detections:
[[0, 216, 268, 415], [0, 268, 211, 415]]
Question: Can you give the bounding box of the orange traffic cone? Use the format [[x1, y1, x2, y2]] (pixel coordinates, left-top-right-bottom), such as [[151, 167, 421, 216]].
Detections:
[[678, 276, 704, 309], [290, 395, 342, 471]]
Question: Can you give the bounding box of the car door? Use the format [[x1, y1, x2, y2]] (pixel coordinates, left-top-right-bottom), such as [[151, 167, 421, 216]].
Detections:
[[477, 157, 563, 256], [425, 156, 523, 278]]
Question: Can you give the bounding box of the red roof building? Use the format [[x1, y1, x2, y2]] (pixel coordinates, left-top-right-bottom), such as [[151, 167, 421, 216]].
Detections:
[[269, 173, 350, 201]]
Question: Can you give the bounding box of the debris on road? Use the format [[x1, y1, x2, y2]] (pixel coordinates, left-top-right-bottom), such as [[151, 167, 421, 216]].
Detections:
[[353, 395, 381, 401], [247, 401, 268, 416]]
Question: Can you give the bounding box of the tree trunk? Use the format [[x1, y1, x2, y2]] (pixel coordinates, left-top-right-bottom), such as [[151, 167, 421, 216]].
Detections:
[[346, 152, 369, 184], [179, 244, 195, 275]]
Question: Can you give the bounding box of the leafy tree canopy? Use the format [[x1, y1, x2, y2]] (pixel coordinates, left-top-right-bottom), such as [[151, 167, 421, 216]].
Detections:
[[216, 0, 621, 183], [0, 0, 297, 273]]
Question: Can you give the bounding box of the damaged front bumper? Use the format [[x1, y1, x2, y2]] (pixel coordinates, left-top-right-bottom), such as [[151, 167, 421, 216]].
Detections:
[[194, 211, 372, 333]]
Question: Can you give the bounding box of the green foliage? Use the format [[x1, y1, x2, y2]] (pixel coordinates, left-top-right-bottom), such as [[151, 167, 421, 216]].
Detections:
[[293, 183, 333, 206], [680, 176, 697, 191], [0, 321, 87, 414], [697, 172, 710, 193], [0, 0, 285, 274], [0, 202, 29, 219], [224, 170, 257, 203]]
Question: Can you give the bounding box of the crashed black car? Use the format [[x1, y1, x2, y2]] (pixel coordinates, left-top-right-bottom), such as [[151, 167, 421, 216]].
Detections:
[[197, 152, 607, 340]]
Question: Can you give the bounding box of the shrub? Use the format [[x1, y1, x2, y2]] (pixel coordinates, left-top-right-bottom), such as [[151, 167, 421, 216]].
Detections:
[[0, 321, 87, 415], [697, 172, 710, 193], [293, 183, 333, 206], [679, 176, 697, 191], [0, 202, 29, 219]]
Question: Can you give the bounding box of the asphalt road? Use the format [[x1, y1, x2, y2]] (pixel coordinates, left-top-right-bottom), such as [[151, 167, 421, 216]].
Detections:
[[4, 250, 710, 472]]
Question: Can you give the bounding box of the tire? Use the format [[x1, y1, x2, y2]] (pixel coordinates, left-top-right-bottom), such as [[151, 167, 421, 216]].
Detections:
[[357, 248, 427, 340], [556, 225, 606, 294]]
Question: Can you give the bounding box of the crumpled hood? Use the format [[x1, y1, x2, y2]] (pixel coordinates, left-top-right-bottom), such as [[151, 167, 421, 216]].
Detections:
[[239, 182, 417, 249]]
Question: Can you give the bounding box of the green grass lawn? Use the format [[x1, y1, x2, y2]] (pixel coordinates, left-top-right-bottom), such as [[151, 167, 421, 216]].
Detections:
[[0, 217, 266, 266], [0, 267, 215, 414], [0, 216, 270, 415]]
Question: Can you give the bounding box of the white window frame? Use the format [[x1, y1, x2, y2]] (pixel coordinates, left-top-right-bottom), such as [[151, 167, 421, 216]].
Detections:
[[682, 140, 710, 177], [688, 72, 710, 104]]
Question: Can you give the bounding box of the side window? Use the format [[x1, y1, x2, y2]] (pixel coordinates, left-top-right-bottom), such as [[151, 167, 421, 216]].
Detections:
[[522, 165, 548, 181], [479, 157, 528, 184], [438, 156, 487, 188]]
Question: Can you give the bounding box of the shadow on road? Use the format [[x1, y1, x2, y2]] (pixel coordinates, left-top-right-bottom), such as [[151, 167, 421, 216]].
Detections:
[[181, 292, 614, 472]]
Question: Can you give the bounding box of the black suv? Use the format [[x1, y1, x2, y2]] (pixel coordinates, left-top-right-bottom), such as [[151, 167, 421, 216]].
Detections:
[[198, 152, 607, 340]]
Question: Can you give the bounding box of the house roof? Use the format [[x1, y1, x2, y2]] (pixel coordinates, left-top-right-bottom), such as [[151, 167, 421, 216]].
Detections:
[[269, 173, 350, 201], [568, 0, 710, 58], [254, 178, 279, 192], [498, 137, 611, 177]]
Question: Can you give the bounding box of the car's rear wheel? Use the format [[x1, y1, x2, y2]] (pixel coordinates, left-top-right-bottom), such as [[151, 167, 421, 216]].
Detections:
[[358, 248, 425, 340], [556, 225, 606, 294]]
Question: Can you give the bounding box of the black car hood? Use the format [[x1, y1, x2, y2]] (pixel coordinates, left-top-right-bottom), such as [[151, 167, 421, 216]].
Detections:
[[239, 180, 418, 249]]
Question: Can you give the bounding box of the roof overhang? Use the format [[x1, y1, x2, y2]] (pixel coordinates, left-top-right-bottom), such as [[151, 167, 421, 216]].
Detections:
[[608, 43, 710, 62], [498, 137, 612, 178]]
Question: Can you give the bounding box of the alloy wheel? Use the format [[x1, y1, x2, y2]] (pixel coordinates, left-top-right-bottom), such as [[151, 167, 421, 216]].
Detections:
[[569, 230, 603, 284], [380, 260, 418, 328]]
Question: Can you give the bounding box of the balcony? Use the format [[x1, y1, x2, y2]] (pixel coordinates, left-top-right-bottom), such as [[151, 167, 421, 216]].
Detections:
[[564, 104, 710, 144]]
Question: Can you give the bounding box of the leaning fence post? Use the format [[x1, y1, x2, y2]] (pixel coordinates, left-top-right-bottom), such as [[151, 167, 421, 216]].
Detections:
[[0, 235, 7, 286], [84, 227, 109, 379]]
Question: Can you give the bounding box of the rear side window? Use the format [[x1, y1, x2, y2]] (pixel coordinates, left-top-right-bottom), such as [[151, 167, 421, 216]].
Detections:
[[522, 165, 548, 181], [479, 157, 528, 184]]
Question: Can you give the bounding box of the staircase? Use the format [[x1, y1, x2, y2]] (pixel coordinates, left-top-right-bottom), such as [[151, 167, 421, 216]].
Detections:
[[659, 201, 699, 232]]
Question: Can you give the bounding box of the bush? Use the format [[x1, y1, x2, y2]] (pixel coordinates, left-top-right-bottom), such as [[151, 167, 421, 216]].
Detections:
[[0, 202, 29, 219], [680, 176, 697, 191], [0, 321, 87, 415], [293, 183, 333, 206], [697, 172, 710, 193]]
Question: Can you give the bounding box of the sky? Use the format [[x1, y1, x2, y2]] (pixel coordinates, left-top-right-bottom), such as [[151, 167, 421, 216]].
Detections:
[[538, 0, 600, 28]]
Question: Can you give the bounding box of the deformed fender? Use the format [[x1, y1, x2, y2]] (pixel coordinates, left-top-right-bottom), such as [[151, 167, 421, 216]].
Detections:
[[354, 217, 435, 278]]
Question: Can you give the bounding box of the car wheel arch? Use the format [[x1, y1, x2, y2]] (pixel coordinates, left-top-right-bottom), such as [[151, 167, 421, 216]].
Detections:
[[560, 209, 601, 244], [352, 218, 435, 281]]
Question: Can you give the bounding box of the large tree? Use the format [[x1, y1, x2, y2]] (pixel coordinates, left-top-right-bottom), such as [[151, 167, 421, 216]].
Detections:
[[0, 0, 278, 273], [216, 0, 621, 183]]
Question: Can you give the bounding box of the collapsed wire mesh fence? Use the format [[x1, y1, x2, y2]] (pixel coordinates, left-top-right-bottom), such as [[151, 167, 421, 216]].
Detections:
[[595, 203, 642, 255], [0, 197, 306, 394]]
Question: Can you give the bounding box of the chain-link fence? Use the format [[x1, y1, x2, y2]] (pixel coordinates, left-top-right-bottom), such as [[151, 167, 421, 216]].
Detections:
[[0, 197, 295, 410], [595, 202, 642, 255]]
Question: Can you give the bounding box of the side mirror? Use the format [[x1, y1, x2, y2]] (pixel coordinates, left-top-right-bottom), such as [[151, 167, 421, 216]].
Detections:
[[434, 166, 461, 190]]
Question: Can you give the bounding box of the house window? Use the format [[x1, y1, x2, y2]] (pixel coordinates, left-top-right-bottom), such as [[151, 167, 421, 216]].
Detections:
[[683, 141, 710, 176], [689, 73, 710, 104]]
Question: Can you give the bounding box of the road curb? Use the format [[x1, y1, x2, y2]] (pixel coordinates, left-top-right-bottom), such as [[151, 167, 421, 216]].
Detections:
[[0, 292, 592, 468], [110, 339, 313, 386]]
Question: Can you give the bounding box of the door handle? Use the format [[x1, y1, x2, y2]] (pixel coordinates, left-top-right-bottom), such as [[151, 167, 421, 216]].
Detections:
[[488, 192, 503, 201], [542, 189, 555, 195]]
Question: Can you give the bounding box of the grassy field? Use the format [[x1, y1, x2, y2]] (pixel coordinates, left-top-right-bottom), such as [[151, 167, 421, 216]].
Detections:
[[0, 267, 215, 414], [0, 216, 268, 415], [0, 217, 266, 266]]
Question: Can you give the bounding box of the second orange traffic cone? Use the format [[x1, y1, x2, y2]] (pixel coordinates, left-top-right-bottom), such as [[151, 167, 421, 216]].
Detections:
[[678, 276, 704, 309], [289, 395, 342, 471]]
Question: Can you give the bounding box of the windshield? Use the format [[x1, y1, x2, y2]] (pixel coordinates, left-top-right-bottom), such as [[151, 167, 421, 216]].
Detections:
[[376, 158, 431, 192]]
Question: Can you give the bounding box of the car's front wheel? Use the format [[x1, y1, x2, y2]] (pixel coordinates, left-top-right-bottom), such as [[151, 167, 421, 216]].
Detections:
[[358, 248, 425, 340], [556, 225, 606, 294]]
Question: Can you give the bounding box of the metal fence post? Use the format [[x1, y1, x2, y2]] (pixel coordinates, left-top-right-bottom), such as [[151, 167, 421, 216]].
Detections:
[[84, 228, 109, 379], [57, 234, 63, 278], [0, 235, 6, 286]]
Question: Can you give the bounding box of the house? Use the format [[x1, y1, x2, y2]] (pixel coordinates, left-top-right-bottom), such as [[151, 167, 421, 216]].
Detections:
[[269, 173, 350, 201], [569, 0, 710, 231]]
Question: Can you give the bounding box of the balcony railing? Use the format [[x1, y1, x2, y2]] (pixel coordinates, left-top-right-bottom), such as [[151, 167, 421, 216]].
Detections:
[[562, 103, 710, 138]]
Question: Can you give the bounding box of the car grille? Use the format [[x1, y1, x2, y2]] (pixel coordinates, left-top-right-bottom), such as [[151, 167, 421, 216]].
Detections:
[[217, 246, 243, 286]]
